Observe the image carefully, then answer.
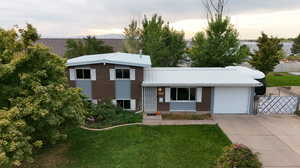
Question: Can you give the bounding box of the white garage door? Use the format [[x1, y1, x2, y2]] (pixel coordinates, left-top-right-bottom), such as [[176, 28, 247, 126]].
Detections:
[[213, 87, 251, 114]]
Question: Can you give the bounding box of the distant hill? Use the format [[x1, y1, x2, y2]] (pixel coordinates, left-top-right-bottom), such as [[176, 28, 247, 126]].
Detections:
[[73, 34, 124, 39], [37, 38, 124, 56]]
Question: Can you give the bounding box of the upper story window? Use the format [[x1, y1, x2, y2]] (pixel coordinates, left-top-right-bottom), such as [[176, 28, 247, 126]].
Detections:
[[116, 69, 130, 79], [171, 88, 196, 101], [76, 69, 91, 80]]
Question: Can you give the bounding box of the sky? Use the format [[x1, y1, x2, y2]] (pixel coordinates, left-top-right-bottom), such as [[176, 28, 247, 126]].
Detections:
[[1, 0, 300, 39]]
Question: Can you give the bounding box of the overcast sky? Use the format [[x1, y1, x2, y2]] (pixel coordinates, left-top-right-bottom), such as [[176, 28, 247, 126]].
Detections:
[[1, 0, 300, 39]]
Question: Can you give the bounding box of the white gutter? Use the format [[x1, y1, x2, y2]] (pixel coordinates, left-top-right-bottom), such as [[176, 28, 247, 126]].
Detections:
[[142, 82, 262, 87], [67, 59, 151, 68]]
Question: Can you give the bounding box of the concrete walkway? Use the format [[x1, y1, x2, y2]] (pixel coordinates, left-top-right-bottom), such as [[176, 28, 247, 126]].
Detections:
[[143, 114, 216, 125], [215, 115, 300, 168]]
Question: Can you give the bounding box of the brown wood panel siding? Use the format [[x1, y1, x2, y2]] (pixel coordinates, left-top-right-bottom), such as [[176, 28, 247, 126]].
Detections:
[[157, 87, 170, 111], [196, 87, 212, 111], [66, 68, 76, 87], [91, 64, 115, 101], [67, 63, 143, 111], [131, 67, 143, 110]]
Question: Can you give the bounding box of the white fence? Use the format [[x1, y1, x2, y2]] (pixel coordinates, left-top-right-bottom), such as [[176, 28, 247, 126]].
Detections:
[[257, 96, 299, 115], [274, 62, 300, 72]]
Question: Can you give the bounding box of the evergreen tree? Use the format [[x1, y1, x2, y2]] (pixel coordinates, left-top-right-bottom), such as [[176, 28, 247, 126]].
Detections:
[[141, 14, 186, 67], [65, 36, 113, 58], [291, 34, 300, 56], [249, 32, 284, 74]]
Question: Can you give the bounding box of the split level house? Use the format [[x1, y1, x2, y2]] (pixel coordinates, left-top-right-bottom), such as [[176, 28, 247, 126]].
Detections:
[[67, 52, 265, 114]]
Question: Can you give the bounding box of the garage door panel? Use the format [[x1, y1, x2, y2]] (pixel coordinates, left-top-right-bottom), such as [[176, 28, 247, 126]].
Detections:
[[214, 87, 250, 114]]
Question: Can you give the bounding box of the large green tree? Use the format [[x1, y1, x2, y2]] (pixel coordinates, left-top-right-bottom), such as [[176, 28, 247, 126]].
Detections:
[[291, 34, 300, 56], [249, 33, 284, 74], [190, 17, 248, 67], [141, 14, 186, 67], [0, 24, 87, 167], [65, 36, 113, 58], [123, 20, 142, 54], [124, 14, 186, 67], [190, 0, 248, 67]]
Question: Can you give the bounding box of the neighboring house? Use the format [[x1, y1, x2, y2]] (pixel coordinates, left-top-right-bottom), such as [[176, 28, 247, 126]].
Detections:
[[67, 52, 265, 114], [37, 38, 124, 56]]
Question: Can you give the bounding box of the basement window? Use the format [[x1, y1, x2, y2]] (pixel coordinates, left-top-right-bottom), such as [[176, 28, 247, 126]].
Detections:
[[76, 69, 91, 80], [116, 100, 131, 110], [116, 69, 130, 79], [171, 88, 196, 101]]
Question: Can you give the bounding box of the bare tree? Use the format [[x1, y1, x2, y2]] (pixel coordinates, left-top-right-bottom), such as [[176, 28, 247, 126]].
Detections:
[[203, 0, 227, 21]]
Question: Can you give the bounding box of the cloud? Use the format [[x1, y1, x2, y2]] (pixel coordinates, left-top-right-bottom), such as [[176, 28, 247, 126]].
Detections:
[[1, 0, 300, 38], [171, 9, 300, 39]]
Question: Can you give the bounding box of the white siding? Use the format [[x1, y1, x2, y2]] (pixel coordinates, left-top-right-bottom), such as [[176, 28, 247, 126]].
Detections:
[[213, 87, 251, 114], [196, 88, 202, 102], [130, 99, 136, 110], [165, 88, 170, 102], [69, 69, 76, 80], [130, 69, 136, 80], [109, 69, 116, 80], [91, 69, 96, 81], [112, 99, 117, 105]]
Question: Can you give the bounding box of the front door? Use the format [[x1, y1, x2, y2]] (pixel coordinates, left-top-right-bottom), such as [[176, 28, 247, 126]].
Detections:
[[143, 87, 157, 113]]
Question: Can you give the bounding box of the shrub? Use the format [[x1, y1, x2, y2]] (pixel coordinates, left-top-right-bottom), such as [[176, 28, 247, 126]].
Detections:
[[85, 100, 142, 128], [216, 144, 262, 168]]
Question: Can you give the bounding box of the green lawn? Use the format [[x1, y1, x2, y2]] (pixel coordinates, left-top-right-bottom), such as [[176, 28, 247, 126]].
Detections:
[[29, 125, 231, 168], [266, 72, 300, 87]]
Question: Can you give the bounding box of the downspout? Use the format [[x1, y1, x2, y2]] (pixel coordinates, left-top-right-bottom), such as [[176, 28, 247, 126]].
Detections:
[[136, 86, 144, 114]]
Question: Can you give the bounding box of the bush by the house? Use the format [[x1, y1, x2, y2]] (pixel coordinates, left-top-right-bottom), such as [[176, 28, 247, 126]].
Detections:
[[216, 144, 262, 168], [86, 100, 142, 129]]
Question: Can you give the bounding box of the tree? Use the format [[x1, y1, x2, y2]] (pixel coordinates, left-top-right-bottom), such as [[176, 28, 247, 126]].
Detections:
[[64, 36, 113, 58], [0, 24, 87, 167], [291, 34, 300, 56], [249, 32, 284, 74], [140, 14, 186, 67], [123, 20, 142, 54], [203, 0, 226, 20], [190, 17, 248, 67]]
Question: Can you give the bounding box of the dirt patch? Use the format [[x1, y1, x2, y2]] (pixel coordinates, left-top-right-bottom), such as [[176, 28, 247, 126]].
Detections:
[[22, 143, 71, 168], [161, 113, 212, 120]]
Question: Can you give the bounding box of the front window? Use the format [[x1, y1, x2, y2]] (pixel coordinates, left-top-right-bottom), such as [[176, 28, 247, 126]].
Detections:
[[116, 100, 131, 109], [116, 69, 130, 79], [76, 69, 91, 79], [171, 88, 196, 101]]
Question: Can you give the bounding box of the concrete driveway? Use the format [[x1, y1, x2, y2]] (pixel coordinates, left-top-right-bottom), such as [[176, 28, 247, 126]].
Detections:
[[215, 115, 300, 168]]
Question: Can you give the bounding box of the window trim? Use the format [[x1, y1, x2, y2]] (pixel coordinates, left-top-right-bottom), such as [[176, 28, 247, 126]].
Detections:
[[115, 68, 130, 80], [75, 68, 92, 80], [116, 99, 131, 110], [170, 88, 196, 102]]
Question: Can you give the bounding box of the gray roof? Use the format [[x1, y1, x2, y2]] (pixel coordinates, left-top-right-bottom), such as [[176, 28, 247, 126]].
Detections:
[[143, 66, 264, 87], [37, 38, 124, 56]]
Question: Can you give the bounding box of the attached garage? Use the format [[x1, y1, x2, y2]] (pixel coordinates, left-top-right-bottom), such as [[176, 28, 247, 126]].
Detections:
[[213, 87, 252, 114], [142, 67, 264, 114]]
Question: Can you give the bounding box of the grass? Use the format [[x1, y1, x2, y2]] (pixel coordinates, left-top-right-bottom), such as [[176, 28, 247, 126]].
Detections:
[[162, 113, 212, 120], [286, 55, 300, 61], [86, 112, 143, 129], [266, 72, 300, 87], [28, 125, 231, 168]]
